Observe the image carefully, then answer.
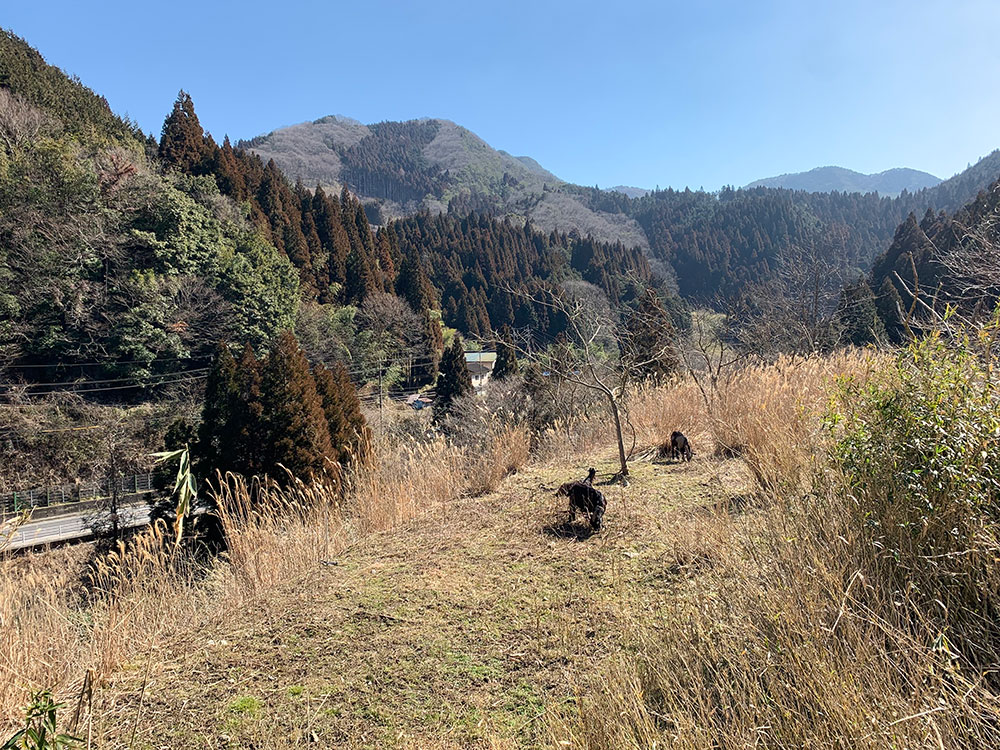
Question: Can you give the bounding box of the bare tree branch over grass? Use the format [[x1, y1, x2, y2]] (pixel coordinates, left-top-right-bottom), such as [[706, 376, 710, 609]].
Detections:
[[500, 281, 679, 481]]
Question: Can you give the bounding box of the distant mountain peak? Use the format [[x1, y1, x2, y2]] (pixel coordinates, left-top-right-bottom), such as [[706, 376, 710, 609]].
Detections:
[[243, 115, 651, 251], [311, 114, 363, 126], [745, 165, 941, 197]]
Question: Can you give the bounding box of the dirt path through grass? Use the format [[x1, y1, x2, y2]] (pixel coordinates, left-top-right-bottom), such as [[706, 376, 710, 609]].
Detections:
[[101, 453, 746, 749]]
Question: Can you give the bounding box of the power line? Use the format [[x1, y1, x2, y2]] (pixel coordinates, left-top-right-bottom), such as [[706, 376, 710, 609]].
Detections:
[[5, 373, 209, 398], [0, 367, 211, 389], [341, 354, 441, 377], [0, 355, 211, 369]]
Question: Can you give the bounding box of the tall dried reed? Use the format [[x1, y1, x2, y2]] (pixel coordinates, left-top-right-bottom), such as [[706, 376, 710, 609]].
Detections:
[[709, 350, 880, 492], [556, 347, 1000, 748], [627, 378, 710, 452]]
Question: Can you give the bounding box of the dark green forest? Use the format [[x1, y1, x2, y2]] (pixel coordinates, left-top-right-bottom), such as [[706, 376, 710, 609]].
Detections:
[[0, 31, 659, 398], [3, 25, 1000, 489]]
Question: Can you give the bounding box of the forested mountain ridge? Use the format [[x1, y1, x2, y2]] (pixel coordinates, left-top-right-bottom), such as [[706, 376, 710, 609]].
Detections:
[[564, 171, 1000, 302], [608, 186, 652, 198], [248, 114, 1000, 304], [5, 23, 1000, 389], [241, 116, 652, 252], [0, 30, 660, 392], [746, 165, 942, 196], [243, 116, 564, 206], [827, 172, 1000, 352], [867, 178, 1000, 316]]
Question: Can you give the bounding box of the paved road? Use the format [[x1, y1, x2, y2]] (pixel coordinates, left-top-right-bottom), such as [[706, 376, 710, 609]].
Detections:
[[1, 502, 152, 551]]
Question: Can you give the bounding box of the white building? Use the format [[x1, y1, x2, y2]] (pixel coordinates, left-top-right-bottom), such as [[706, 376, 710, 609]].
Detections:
[[465, 351, 497, 392]]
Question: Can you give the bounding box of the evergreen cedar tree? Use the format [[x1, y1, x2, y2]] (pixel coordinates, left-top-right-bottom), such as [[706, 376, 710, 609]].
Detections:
[[197, 333, 369, 485], [492, 329, 520, 382], [313, 361, 373, 469], [232, 344, 266, 477], [435, 337, 473, 422], [259, 331, 335, 482], [196, 344, 239, 479], [875, 278, 906, 344], [835, 280, 886, 346], [627, 289, 679, 381], [158, 91, 214, 175]]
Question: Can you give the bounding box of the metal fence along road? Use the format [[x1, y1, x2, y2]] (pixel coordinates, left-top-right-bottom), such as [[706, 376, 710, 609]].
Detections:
[[0, 473, 156, 516]]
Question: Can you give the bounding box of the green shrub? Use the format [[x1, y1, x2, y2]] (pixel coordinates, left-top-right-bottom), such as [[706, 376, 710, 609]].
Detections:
[[2, 691, 79, 750], [827, 323, 1000, 671]]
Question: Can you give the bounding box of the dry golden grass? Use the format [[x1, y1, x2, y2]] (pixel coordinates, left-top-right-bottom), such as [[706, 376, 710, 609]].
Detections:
[[4, 349, 999, 748], [0, 425, 535, 738], [628, 378, 711, 454], [556, 490, 1000, 749], [0, 545, 90, 714], [708, 350, 881, 492], [86, 448, 740, 748], [553, 348, 1000, 749]]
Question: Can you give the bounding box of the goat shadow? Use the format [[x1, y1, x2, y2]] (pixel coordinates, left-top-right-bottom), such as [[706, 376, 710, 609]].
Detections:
[[543, 519, 598, 542]]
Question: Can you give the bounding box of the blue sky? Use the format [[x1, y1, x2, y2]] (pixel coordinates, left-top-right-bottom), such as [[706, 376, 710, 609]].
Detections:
[[5, 0, 999, 190]]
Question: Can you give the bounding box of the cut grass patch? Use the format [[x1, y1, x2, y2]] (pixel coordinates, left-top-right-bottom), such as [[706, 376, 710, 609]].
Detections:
[[93, 454, 746, 748]]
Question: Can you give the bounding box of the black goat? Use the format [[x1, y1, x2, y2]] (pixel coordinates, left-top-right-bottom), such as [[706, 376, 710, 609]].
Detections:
[[670, 431, 693, 462], [557, 468, 605, 530]]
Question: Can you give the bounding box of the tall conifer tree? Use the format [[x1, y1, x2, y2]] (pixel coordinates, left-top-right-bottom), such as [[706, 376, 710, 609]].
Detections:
[[492, 333, 519, 382], [260, 331, 335, 482], [344, 247, 377, 305], [197, 344, 239, 479], [395, 247, 434, 312], [434, 336, 473, 422], [232, 344, 265, 477], [876, 277, 907, 344], [159, 91, 210, 174], [626, 289, 679, 382], [836, 280, 885, 346], [313, 361, 372, 469]]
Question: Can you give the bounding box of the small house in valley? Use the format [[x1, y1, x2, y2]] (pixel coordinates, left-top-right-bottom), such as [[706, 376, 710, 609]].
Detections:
[[465, 351, 497, 392]]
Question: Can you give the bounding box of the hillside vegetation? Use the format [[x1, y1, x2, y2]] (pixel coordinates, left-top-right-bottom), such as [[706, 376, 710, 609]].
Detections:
[[0, 30, 662, 406], [6, 343, 1000, 747]]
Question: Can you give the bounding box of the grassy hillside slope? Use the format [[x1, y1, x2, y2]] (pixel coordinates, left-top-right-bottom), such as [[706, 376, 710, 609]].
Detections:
[[103, 455, 736, 748], [6, 350, 1000, 748]]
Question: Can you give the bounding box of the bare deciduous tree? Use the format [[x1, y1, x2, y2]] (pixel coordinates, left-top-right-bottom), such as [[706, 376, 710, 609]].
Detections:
[[727, 238, 848, 357], [503, 282, 678, 480], [0, 88, 53, 153]]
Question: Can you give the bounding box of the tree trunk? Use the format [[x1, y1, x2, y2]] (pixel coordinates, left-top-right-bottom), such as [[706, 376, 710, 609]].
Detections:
[[607, 393, 629, 478]]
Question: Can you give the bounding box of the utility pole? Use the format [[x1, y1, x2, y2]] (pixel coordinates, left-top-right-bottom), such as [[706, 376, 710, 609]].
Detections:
[[105, 429, 122, 542], [378, 356, 385, 434]]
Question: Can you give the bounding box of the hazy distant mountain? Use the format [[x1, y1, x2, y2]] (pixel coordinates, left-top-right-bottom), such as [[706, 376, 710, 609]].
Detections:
[[607, 186, 651, 198], [242, 116, 650, 249], [746, 166, 941, 197]]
